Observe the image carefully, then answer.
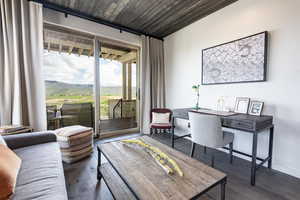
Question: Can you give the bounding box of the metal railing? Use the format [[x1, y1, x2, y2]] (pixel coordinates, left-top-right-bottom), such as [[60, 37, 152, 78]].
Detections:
[[112, 98, 123, 119]]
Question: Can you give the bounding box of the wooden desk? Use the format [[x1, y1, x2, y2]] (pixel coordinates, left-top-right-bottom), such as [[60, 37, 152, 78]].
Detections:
[[171, 108, 274, 186], [98, 136, 227, 200]]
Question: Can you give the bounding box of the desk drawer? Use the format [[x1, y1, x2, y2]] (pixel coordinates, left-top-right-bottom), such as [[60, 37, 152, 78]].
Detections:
[[173, 112, 189, 119], [223, 120, 254, 131]]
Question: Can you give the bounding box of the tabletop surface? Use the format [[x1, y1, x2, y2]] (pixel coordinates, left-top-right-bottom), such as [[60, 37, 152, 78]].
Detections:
[[173, 108, 273, 122], [99, 136, 226, 200]]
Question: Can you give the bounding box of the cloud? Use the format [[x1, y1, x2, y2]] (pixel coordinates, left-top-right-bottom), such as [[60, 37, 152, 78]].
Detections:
[[43, 51, 134, 87]]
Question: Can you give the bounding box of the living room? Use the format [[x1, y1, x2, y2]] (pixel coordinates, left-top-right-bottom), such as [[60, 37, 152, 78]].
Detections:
[[1, 0, 300, 200]]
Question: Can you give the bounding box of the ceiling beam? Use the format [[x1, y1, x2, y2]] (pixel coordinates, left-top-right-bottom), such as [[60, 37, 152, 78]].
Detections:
[[102, 53, 110, 59], [29, 0, 163, 41], [118, 51, 136, 63]]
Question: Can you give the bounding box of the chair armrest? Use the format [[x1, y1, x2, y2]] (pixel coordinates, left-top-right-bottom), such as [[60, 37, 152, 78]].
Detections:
[[3, 131, 57, 149]]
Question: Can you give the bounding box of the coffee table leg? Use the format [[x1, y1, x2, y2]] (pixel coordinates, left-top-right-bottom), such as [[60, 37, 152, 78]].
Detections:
[[220, 178, 226, 200], [97, 147, 102, 181]]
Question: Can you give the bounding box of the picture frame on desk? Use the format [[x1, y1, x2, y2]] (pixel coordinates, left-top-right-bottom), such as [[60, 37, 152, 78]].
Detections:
[[249, 101, 264, 116], [234, 97, 250, 114]]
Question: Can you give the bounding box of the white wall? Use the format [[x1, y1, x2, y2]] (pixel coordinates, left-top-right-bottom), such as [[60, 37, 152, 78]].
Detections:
[[43, 8, 141, 47], [164, 0, 300, 178]]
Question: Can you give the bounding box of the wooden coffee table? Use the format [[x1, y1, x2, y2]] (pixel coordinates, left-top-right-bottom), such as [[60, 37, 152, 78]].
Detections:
[[97, 136, 227, 200]]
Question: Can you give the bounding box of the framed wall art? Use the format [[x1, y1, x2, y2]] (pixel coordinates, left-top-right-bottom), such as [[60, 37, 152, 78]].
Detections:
[[202, 31, 268, 85]]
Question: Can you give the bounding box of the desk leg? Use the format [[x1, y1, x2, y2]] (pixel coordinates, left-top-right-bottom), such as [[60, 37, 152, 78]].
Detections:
[[220, 178, 226, 200], [268, 126, 274, 169], [97, 147, 102, 181], [251, 132, 258, 186], [171, 117, 175, 148]]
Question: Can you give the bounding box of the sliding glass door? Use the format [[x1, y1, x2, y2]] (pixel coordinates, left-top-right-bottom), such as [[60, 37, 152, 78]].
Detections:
[[43, 24, 95, 131], [43, 23, 140, 137], [98, 43, 139, 134]]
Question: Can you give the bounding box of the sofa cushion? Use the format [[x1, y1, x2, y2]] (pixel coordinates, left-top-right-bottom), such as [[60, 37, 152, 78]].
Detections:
[[4, 132, 57, 150], [0, 144, 21, 200], [11, 142, 68, 200]]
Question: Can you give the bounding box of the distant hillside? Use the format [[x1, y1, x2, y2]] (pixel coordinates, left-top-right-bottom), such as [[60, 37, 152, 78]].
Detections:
[[45, 80, 123, 96]]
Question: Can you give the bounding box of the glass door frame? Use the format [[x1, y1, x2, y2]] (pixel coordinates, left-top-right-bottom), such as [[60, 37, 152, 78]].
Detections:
[[93, 37, 140, 138]]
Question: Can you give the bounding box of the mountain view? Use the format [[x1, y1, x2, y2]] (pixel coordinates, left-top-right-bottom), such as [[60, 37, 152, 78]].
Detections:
[[45, 80, 123, 97], [43, 51, 136, 119]]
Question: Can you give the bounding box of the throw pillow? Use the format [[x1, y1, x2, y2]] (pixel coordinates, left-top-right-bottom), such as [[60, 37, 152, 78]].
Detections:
[[0, 135, 7, 146], [0, 144, 22, 200], [152, 112, 170, 124]]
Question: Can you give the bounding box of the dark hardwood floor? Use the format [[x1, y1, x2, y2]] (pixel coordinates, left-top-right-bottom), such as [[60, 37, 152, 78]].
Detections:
[[64, 133, 300, 200]]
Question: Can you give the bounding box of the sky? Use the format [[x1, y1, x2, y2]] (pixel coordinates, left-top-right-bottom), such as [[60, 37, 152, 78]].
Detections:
[[43, 51, 136, 87]]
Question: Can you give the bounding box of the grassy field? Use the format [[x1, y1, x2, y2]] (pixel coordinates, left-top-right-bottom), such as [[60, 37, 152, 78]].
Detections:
[[46, 95, 121, 118]]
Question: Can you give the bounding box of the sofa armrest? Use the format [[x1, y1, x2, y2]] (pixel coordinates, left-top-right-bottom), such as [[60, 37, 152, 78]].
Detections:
[[3, 131, 57, 149]]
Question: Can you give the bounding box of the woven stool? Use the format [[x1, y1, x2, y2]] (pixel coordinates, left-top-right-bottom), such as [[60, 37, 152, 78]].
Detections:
[[55, 125, 94, 163]]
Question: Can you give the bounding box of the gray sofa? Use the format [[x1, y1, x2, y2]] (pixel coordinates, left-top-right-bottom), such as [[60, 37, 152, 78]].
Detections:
[[3, 132, 68, 200]]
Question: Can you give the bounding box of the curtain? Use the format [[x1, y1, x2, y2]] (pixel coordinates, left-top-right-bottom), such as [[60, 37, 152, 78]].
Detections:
[[140, 36, 151, 134], [140, 36, 166, 134], [149, 37, 166, 108], [0, 0, 46, 131]]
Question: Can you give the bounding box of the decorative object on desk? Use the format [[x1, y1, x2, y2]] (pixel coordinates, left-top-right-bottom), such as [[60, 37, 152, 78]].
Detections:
[[192, 84, 200, 109], [217, 96, 225, 111], [122, 139, 183, 177], [202, 32, 268, 85], [234, 97, 250, 114], [249, 101, 264, 116]]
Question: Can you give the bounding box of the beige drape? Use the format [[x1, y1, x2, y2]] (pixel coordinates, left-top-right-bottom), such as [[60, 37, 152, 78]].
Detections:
[[140, 36, 151, 134], [140, 36, 166, 134], [0, 0, 47, 131], [149, 37, 166, 108]]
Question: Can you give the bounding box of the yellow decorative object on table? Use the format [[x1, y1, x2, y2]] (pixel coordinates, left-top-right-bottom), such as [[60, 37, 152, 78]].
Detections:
[[122, 139, 184, 177]]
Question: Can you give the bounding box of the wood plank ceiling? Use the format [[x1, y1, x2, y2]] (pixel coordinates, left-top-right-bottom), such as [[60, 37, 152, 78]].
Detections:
[[43, 0, 238, 39], [44, 24, 137, 62]]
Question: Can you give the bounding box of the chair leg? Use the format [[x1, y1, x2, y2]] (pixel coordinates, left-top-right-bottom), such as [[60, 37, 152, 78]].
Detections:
[[204, 146, 207, 154], [190, 142, 195, 157], [150, 128, 153, 136], [229, 142, 233, 164], [211, 151, 215, 168]]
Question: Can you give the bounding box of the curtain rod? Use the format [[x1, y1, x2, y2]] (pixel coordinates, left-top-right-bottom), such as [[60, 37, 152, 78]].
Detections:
[[29, 0, 164, 41]]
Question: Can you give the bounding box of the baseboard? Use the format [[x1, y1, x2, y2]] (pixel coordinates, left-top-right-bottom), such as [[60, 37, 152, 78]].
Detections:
[[218, 148, 300, 179], [272, 163, 300, 179]]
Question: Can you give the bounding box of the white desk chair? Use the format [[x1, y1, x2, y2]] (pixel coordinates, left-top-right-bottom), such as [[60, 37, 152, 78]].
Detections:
[[188, 112, 234, 167]]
